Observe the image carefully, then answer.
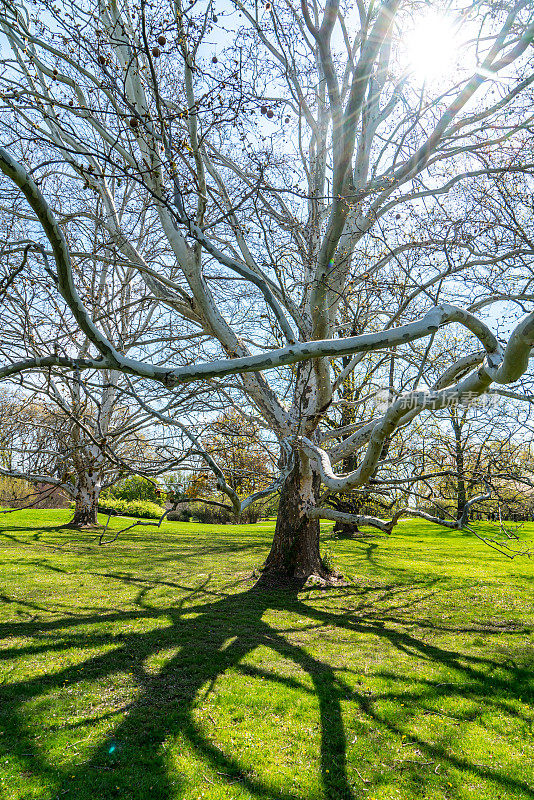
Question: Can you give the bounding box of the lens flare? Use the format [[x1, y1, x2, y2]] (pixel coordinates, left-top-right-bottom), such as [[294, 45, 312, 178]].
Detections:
[[404, 12, 459, 82]]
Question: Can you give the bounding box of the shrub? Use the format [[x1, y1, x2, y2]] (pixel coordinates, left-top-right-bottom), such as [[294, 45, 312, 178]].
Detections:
[[104, 475, 166, 504], [321, 547, 336, 573], [0, 474, 31, 506], [98, 497, 165, 519], [239, 506, 262, 524], [189, 503, 232, 524], [167, 502, 270, 524], [167, 506, 193, 522], [257, 493, 279, 519]]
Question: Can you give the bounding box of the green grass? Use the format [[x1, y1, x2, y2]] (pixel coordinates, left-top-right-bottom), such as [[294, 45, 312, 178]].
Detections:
[[0, 510, 533, 800]]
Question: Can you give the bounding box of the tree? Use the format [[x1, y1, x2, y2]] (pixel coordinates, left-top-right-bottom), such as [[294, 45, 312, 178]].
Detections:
[[188, 410, 276, 498], [1, 0, 534, 578], [388, 405, 515, 524], [0, 386, 164, 524], [417, 402, 534, 524], [182, 409, 278, 521], [0, 166, 217, 525]]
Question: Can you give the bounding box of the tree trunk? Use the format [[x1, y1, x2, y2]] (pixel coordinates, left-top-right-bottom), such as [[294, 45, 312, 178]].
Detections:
[[263, 454, 332, 582], [69, 469, 102, 527], [451, 415, 468, 523], [333, 520, 360, 538]]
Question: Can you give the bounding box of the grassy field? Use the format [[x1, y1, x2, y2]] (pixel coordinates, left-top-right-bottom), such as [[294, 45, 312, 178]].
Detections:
[[0, 510, 533, 800]]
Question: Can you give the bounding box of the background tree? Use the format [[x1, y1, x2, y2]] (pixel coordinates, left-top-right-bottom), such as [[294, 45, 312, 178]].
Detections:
[[190, 410, 276, 498], [0, 387, 167, 522], [0, 168, 219, 525], [181, 409, 278, 521], [419, 404, 534, 523]]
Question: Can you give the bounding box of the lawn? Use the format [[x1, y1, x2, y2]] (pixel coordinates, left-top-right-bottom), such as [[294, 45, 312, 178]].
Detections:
[[0, 510, 533, 800]]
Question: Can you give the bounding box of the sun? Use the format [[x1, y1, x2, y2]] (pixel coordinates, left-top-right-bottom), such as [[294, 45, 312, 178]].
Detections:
[[403, 11, 460, 82]]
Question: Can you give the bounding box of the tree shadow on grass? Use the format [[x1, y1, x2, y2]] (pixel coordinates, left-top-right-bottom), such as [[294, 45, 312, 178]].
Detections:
[[0, 574, 533, 800]]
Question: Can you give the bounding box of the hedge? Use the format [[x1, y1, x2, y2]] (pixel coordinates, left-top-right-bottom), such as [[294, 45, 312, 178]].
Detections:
[[97, 498, 165, 519]]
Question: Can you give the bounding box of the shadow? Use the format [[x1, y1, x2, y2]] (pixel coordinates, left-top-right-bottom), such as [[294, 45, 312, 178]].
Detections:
[[0, 571, 533, 800], [1, 581, 328, 799], [0, 526, 75, 536]]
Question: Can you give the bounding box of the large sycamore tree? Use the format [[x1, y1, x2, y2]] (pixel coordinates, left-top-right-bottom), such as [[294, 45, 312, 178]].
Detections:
[[1, 0, 534, 580]]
